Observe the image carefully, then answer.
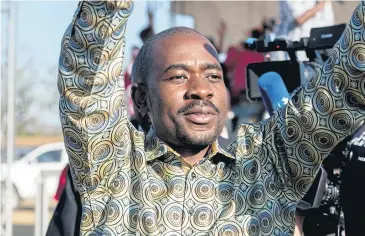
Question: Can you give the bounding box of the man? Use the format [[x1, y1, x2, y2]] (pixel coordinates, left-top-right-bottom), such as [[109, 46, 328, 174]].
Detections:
[[59, 1, 365, 235]]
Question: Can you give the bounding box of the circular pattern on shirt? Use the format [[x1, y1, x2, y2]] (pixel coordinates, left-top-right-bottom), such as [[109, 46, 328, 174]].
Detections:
[[106, 199, 124, 225], [149, 178, 167, 200], [344, 61, 365, 79], [133, 148, 145, 172], [70, 27, 87, 53], [327, 70, 349, 97], [169, 177, 186, 201], [238, 137, 254, 156], [323, 53, 336, 73], [83, 174, 100, 192], [305, 76, 318, 93], [75, 69, 101, 92], [281, 119, 302, 145], [264, 175, 280, 198], [108, 172, 128, 197], [215, 182, 234, 204], [351, 5, 363, 30], [150, 162, 167, 180], [216, 221, 242, 236], [298, 107, 317, 131], [95, 21, 112, 44], [164, 162, 184, 176], [341, 27, 352, 53], [90, 140, 113, 163], [259, 209, 274, 235], [359, 77, 365, 96], [312, 130, 337, 152], [344, 90, 365, 110], [295, 176, 313, 197], [234, 189, 247, 215], [111, 122, 130, 146], [123, 204, 139, 232], [192, 179, 215, 202], [329, 110, 353, 133], [287, 159, 302, 179], [195, 163, 215, 178], [92, 201, 107, 225], [113, 18, 128, 37], [83, 111, 108, 133], [242, 215, 260, 236], [247, 183, 265, 209], [241, 159, 260, 183], [139, 208, 159, 234], [218, 201, 236, 220], [78, 3, 97, 31], [163, 203, 187, 230], [64, 127, 83, 154], [110, 60, 124, 82], [59, 44, 76, 76], [295, 141, 320, 166], [64, 89, 83, 112], [313, 89, 334, 115], [130, 178, 141, 202], [87, 44, 107, 71], [98, 228, 116, 236], [281, 202, 296, 227], [81, 205, 94, 231], [350, 44, 365, 70], [190, 204, 215, 230]]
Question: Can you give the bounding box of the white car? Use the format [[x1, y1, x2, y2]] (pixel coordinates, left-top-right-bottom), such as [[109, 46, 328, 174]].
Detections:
[[1, 142, 68, 208]]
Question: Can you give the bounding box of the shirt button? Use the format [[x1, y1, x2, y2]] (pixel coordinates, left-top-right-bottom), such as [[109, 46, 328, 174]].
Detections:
[[190, 172, 196, 179]]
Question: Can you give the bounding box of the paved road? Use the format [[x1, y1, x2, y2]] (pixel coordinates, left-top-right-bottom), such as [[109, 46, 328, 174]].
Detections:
[[3, 199, 56, 236], [14, 225, 33, 236]]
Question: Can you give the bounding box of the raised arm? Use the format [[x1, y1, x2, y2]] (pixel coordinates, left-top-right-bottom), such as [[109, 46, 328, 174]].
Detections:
[[58, 1, 133, 196], [259, 1, 365, 201]]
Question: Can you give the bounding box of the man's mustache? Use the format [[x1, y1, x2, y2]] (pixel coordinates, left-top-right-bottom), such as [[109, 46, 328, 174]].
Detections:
[[178, 100, 220, 115]]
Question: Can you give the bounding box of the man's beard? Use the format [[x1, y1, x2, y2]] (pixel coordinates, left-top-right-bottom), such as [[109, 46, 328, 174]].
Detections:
[[174, 121, 225, 149]]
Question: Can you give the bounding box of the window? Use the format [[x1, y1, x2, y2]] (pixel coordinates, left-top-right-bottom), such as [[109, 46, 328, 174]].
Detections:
[[36, 150, 62, 163]]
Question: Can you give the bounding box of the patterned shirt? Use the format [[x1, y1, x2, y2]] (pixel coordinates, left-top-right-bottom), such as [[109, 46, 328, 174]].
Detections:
[[58, 1, 365, 235]]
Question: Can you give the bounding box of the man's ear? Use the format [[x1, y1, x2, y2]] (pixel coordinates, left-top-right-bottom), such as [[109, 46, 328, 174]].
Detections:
[[131, 83, 149, 115]]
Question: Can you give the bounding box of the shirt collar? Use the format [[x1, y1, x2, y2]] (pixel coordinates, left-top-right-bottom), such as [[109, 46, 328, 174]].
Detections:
[[145, 128, 235, 161]]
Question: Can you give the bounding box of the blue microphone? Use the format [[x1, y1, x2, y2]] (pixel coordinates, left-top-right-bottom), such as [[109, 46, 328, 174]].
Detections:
[[258, 72, 289, 115]]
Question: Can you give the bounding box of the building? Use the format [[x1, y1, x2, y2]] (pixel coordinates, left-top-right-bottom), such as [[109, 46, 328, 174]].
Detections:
[[171, 1, 359, 52]]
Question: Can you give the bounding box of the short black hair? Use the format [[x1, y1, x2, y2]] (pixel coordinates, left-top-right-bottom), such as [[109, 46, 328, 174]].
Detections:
[[131, 27, 208, 85]]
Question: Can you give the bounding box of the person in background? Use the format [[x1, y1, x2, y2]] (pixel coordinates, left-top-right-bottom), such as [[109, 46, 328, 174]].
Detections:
[[224, 30, 265, 105], [124, 46, 139, 89], [124, 46, 140, 126], [273, 0, 334, 61], [139, 10, 155, 43]]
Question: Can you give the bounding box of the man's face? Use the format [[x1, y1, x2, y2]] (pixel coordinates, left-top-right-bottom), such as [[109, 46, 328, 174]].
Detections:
[[146, 33, 228, 148]]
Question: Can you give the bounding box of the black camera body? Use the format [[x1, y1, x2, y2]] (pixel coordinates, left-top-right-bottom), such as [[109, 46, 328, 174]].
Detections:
[[341, 128, 365, 235], [245, 24, 346, 102]]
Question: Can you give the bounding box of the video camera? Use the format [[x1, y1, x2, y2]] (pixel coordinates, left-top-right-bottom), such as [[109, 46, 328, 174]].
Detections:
[[245, 23, 346, 102]]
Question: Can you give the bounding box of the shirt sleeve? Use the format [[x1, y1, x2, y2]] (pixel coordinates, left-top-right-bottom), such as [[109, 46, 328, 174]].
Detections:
[[58, 1, 133, 197], [259, 1, 365, 201]]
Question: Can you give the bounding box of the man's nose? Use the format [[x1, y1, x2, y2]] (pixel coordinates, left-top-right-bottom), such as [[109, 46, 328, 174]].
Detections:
[[184, 76, 214, 100]]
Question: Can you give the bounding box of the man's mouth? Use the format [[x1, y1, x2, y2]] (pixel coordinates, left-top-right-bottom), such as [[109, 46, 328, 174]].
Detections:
[[184, 107, 216, 124]]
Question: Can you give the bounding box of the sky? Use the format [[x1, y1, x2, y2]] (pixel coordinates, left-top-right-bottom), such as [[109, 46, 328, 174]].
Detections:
[[1, 1, 194, 132]]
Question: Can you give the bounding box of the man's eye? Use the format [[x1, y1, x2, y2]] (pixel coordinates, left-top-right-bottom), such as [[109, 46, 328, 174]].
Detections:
[[207, 74, 222, 80], [169, 75, 188, 81]]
